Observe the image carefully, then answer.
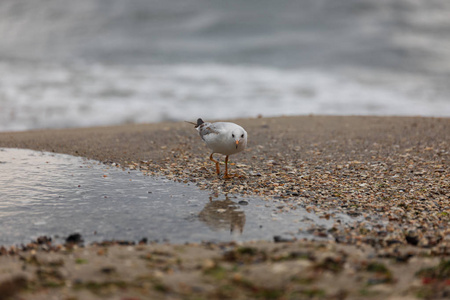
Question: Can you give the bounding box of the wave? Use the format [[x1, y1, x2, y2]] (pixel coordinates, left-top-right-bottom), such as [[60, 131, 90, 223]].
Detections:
[[1, 61, 448, 131]]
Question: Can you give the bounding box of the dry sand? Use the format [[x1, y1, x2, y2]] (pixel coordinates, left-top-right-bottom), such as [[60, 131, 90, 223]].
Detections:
[[0, 115, 449, 299]]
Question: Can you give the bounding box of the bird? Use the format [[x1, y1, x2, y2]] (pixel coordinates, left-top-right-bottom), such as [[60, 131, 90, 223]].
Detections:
[[189, 118, 247, 178]]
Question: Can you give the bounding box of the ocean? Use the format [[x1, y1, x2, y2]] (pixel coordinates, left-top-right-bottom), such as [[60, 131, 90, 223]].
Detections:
[[1, 0, 450, 131]]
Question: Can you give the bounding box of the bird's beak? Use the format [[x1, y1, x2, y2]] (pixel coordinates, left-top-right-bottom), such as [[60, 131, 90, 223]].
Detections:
[[235, 140, 239, 149]]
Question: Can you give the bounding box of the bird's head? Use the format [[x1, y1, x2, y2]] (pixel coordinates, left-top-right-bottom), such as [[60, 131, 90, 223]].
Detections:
[[231, 128, 247, 149]]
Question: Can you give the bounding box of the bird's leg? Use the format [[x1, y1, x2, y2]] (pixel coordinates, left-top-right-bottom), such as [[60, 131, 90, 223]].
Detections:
[[210, 153, 220, 175], [224, 155, 232, 179]]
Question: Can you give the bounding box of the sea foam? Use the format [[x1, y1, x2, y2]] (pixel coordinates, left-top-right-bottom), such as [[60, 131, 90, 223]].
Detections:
[[0, 61, 448, 131]]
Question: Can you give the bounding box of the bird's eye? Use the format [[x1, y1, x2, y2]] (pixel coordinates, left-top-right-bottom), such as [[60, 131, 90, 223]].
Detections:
[[232, 134, 235, 138], [241, 134, 244, 138]]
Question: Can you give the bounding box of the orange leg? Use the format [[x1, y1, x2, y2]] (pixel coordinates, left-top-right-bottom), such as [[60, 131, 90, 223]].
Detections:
[[209, 153, 220, 175], [224, 155, 232, 179]]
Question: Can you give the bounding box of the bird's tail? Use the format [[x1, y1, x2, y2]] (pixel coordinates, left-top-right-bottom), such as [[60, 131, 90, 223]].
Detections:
[[185, 118, 204, 128]]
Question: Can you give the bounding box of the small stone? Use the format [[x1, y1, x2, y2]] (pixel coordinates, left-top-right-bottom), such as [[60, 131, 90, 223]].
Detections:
[[201, 259, 215, 270], [273, 236, 295, 243], [100, 266, 116, 274], [65, 233, 83, 245]]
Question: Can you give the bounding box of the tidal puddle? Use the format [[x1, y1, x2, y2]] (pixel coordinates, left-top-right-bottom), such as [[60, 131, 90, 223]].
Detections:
[[0, 148, 360, 246]]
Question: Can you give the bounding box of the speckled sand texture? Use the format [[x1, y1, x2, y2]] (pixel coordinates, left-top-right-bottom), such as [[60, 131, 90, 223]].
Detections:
[[0, 116, 449, 299]]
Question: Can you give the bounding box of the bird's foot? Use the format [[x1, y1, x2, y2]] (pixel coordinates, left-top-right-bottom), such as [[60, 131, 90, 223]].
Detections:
[[223, 173, 234, 179]]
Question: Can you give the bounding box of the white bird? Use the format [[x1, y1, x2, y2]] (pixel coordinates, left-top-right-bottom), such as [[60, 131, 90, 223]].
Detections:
[[190, 118, 247, 178]]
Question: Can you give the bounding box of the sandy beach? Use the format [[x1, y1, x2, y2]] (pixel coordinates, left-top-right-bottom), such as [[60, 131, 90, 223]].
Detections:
[[0, 115, 449, 299]]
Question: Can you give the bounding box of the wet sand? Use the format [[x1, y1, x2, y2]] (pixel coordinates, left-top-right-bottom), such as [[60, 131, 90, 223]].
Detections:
[[0, 115, 449, 299]]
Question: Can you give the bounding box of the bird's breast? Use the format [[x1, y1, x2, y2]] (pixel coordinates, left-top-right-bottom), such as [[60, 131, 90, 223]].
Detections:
[[204, 134, 245, 155]]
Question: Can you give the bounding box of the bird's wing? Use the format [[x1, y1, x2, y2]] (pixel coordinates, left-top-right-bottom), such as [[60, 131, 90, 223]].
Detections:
[[207, 122, 231, 132], [198, 122, 220, 141]]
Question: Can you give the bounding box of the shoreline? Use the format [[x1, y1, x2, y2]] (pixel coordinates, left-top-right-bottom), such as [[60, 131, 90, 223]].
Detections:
[[1, 116, 448, 247], [0, 115, 449, 299]]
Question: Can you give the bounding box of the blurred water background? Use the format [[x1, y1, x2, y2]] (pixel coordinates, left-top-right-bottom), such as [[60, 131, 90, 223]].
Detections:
[[1, 0, 450, 131]]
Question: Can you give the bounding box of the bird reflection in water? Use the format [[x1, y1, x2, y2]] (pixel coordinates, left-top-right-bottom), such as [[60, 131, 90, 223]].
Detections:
[[198, 195, 246, 234]]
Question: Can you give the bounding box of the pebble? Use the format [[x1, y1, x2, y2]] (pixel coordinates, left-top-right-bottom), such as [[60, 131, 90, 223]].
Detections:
[[106, 131, 449, 253]]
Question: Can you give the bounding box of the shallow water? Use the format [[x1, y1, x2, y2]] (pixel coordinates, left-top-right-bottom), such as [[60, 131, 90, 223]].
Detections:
[[0, 148, 360, 246]]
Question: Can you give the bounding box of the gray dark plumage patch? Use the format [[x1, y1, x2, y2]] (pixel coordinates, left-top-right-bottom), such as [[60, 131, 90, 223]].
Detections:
[[195, 118, 204, 128], [199, 124, 219, 141]]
